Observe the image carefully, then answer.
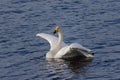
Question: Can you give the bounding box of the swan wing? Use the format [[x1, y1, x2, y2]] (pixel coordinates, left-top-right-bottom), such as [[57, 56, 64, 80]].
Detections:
[[69, 43, 92, 52], [55, 43, 93, 58], [68, 43, 94, 58], [36, 33, 67, 50]]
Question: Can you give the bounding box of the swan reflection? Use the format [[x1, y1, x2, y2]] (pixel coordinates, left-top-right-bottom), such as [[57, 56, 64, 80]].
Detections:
[[46, 58, 93, 75]]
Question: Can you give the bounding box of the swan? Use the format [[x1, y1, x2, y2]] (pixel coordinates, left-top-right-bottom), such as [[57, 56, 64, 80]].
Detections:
[[36, 26, 94, 59]]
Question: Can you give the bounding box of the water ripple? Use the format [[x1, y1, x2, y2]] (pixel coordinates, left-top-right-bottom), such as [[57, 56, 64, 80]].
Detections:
[[0, 0, 120, 80]]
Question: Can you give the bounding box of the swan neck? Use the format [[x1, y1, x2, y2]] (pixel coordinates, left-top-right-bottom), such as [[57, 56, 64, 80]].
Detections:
[[57, 30, 63, 48]]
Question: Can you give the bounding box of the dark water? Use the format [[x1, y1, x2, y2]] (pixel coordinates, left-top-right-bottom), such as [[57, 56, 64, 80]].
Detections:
[[0, 0, 120, 80]]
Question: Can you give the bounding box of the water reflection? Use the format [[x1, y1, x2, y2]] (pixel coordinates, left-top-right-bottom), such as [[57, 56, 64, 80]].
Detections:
[[46, 58, 93, 76]]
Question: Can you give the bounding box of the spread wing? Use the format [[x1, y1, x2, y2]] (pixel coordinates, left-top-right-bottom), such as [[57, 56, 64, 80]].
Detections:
[[69, 43, 92, 52], [55, 43, 93, 58], [36, 33, 67, 50]]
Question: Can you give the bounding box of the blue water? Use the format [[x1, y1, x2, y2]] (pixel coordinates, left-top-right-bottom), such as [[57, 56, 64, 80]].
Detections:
[[0, 0, 120, 80]]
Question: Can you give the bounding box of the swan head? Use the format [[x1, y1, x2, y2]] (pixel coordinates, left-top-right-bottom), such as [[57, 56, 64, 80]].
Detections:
[[53, 26, 60, 34]]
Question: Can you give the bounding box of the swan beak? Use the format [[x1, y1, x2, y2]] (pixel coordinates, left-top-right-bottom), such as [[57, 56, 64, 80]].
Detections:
[[53, 30, 57, 34], [53, 26, 59, 34]]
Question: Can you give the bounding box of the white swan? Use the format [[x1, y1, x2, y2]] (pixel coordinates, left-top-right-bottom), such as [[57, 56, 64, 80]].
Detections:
[[36, 26, 94, 59]]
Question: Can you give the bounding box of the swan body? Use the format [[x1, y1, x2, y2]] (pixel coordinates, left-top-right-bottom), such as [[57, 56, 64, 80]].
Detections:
[[36, 26, 94, 59]]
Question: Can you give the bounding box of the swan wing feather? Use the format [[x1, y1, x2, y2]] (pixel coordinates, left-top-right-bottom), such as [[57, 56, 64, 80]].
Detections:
[[36, 33, 67, 50], [55, 43, 93, 58], [69, 43, 92, 52]]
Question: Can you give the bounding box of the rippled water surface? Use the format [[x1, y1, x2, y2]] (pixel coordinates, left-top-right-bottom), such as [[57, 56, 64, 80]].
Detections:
[[0, 0, 120, 80]]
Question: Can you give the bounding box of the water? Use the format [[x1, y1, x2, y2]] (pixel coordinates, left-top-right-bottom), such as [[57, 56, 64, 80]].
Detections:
[[0, 0, 120, 80]]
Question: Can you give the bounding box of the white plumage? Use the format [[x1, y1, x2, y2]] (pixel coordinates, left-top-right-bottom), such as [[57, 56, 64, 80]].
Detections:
[[36, 27, 94, 59]]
